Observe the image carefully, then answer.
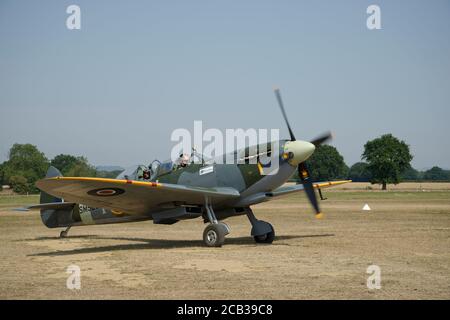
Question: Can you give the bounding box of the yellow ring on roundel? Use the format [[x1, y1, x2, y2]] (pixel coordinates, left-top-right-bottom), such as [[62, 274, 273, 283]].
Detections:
[[111, 210, 125, 216]]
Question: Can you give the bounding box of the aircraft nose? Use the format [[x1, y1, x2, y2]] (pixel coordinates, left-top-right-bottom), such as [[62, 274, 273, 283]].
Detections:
[[283, 140, 316, 166]]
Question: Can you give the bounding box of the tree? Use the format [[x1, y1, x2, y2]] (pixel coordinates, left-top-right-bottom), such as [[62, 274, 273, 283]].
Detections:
[[51, 154, 97, 177], [9, 175, 29, 194], [401, 165, 420, 181], [0, 163, 3, 192], [348, 162, 372, 182], [96, 170, 124, 179], [0, 162, 5, 186], [423, 166, 450, 181], [362, 134, 413, 190], [50, 154, 80, 175], [66, 158, 97, 177], [304, 145, 348, 181], [2, 144, 49, 194]]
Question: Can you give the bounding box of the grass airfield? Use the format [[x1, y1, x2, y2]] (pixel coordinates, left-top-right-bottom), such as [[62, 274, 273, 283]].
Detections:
[[0, 183, 449, 299]]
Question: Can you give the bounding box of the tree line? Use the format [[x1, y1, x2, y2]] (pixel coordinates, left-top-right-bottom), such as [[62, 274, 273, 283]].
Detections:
[[0, 144, 122, 194], [294, 134, 449, 189]]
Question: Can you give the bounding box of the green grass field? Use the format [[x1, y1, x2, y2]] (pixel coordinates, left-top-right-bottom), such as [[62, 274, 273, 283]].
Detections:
[[278, 190, 450, 203], [320, 190, 450, 200], [0, 195, 39, 208], [1, 189, 449, 208]]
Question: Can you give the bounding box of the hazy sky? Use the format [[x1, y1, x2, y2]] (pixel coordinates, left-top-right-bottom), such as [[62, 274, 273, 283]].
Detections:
[[1, 0, 449, 169]]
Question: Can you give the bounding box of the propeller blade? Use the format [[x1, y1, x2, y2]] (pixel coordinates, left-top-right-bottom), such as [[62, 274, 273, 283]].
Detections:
[[298, 162, 323, 219], [272, 88, 323, 218], [310, 131, 333, 146], [274, 88, 296, 141]]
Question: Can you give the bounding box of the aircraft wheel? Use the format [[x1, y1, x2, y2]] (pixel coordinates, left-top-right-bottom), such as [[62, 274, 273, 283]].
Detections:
[[254, 225, 275, 244], [203, 223, 227, 247], [59, 230, 68, 238]]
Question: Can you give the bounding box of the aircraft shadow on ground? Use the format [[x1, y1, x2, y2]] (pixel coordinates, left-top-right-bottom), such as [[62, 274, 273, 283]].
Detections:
[[27, 234, 335, 257]]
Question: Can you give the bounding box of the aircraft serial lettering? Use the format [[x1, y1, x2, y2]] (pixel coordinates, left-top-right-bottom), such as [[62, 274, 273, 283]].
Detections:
[[199, 165, 214, 175]]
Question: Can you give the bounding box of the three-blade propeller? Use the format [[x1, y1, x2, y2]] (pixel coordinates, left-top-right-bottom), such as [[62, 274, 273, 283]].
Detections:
[[274, 88, 332, 219], [310, 131, 333, 147]]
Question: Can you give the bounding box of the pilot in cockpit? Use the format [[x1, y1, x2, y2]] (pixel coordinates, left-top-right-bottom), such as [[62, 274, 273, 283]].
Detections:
[[178, 153, 190, 168], [142, 168, 151, 180], [135, 165, 151, 181]]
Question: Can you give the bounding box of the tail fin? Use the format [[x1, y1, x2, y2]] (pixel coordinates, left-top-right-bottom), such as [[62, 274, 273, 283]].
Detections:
[[39, 166, 74, 228], [40, 166, 62, 204]]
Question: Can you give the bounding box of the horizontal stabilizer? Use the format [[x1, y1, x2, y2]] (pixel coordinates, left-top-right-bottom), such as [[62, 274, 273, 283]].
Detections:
[[15, 202, 76, 212]]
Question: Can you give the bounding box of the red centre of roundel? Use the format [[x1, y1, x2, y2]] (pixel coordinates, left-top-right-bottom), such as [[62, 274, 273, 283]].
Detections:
[[96, 189, 116, 196]]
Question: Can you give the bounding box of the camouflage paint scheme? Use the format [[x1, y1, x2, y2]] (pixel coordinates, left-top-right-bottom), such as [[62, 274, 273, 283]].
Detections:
[[33, 139, 349, 229]]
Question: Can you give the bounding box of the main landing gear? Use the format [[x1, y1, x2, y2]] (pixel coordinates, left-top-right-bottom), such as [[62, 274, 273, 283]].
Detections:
[[203, 223, 229, 247], [202, 198, 230, 247], [201, 201, 274, 247], [246, 208, 275, 244], [59, 226, 71, 238]]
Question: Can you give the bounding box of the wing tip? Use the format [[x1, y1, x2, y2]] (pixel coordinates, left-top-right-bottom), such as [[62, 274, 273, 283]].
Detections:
[[313, 180, 352, 188]]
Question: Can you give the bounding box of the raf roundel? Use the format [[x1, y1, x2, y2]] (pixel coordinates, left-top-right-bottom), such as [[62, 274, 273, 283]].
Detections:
[[87, 188, 125, 197]]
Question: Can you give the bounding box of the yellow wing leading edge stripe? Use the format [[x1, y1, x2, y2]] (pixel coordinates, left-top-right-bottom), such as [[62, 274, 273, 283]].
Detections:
[[47, 176, 161, 188], [47, 177, 351, 191], [313, 180, 352, 189]]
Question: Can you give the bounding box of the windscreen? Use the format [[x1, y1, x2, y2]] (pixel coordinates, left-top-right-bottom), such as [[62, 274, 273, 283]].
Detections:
[[115, 165, 147, 180]]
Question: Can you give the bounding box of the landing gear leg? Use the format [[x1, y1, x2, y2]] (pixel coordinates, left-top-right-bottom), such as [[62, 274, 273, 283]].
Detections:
[[60, 226, 71, 238], [202, 197, 229, 247], [318, 188, 327, 200], [246, 208, 275, 244]]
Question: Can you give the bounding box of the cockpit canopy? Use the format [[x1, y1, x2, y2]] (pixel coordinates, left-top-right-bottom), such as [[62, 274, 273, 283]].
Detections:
[[148, 150, 214, 180], [116, 165, 151, 181], [150, 160, 175, 180], [115, 161, 179, 182], [115, 143, 280, 181]]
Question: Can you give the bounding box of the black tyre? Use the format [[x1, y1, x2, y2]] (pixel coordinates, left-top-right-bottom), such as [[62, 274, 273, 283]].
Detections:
[[254, 226, 275, 244], [203, 224, 226, 247]]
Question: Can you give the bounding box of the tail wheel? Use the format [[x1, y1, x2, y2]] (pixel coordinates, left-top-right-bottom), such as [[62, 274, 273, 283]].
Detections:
[[203, 223, 227, 247]]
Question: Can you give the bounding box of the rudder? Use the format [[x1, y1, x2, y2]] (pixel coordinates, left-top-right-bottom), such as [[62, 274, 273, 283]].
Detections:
[[39, 166, 74, 228], [40, 166, 62, 204]]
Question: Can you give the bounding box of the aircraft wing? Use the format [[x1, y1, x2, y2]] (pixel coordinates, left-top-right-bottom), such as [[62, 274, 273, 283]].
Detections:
[[267, 180, 352, 198], [36, 177, 240, 215]]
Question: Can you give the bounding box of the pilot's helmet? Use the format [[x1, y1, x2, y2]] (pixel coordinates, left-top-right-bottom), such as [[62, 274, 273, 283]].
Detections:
[[179, 154, 190, 167]]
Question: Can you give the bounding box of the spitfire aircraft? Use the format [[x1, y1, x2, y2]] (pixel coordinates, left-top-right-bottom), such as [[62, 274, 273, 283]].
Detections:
[[26, 89, 350, 247]]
